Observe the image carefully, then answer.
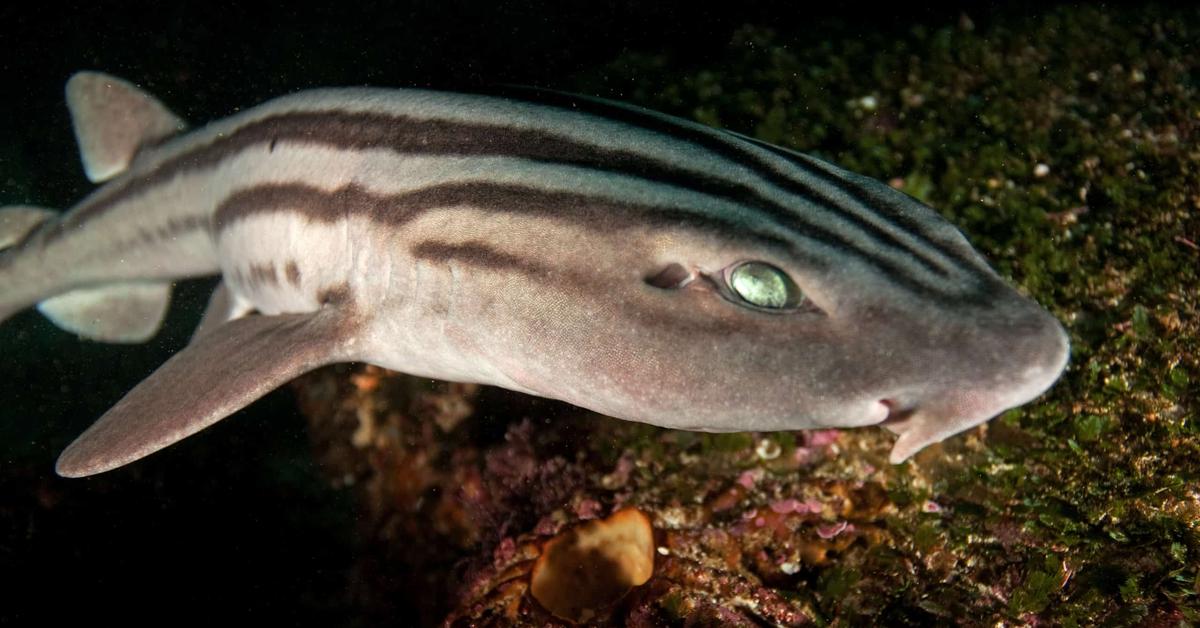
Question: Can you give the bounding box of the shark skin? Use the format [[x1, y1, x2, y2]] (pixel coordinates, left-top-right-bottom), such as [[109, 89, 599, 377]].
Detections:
[[0, 72, 1070, 477]]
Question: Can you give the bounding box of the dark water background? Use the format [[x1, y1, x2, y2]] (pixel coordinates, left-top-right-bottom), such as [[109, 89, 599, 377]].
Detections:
[[0, 1, 1096, 624]]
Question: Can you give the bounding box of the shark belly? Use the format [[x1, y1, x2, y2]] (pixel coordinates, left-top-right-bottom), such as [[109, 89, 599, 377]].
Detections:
[[215, 211, 359, 317]]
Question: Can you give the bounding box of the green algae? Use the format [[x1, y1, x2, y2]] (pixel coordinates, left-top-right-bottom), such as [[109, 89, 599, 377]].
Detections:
[[573, 5, 1199, 625]]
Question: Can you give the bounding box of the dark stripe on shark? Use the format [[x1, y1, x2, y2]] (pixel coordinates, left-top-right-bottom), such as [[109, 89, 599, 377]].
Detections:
[[212, 181, 990, 306], [410, 239, 747, 335], [213, 179, 931, 296], [214, 181, 788, 245], [486, 87, 994, 277], [411, 240, 554, 278], [55, 107, 979, 296], [67, 110, 958, 286], [732, 136, 985, 258]]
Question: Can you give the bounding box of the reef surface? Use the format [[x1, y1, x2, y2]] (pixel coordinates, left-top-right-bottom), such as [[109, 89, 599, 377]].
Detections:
[[294, 6, 1199, 626]]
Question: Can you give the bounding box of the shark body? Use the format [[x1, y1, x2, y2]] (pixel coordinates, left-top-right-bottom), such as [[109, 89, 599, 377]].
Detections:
[[0, 73, 1070, 477]]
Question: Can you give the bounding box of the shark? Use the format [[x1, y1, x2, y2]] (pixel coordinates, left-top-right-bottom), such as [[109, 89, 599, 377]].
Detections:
[[0, 72, 1070, 477]]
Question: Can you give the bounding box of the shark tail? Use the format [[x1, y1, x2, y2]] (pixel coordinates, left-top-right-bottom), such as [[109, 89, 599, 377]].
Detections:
[[0, 72, 186, 343], [0, 206, 172, 343], [0, 205, 57, 325]]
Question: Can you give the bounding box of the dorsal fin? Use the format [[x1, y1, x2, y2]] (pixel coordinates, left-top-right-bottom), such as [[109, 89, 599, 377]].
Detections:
[[65, 71, 187, 183]]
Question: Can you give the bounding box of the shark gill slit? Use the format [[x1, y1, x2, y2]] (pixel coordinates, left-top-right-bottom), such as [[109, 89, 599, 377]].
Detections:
[[409, 240, 554, 278], [406, 238, 745, 335], [284, 261, 301, 287]]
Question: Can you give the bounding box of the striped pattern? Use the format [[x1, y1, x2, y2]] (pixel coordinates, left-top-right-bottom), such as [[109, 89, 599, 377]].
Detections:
[[40, 86, 1002, 307], [12, 75, 1074, 476]]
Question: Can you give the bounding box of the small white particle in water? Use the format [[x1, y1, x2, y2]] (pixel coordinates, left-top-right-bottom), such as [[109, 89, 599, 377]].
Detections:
[[859, 95, 878, 111], [657, 546, 670, 556], [780, 561, 800, 575], [756, 438, 781, 460], [1034, 163, 1050, 178]]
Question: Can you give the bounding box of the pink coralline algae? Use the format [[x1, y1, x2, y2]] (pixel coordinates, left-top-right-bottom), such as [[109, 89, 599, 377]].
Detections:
[[736, 469, 760, 489], [534, 516, 559, 537], [770, 499, 802, 514], [792, 447, 815, 465], [816, 521, 850, 539], [792, 429, 843, 465], [769, 498, 816, 515], [805, 430, 842, 448], [768, 501, 816, 516], [575, 499, 602, 520], [493, 537, 517, 568]]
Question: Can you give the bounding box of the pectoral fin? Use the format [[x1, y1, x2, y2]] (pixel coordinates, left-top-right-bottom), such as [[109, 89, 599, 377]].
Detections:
[[56, 310, 357, 477], [190, 281, 254, 344]]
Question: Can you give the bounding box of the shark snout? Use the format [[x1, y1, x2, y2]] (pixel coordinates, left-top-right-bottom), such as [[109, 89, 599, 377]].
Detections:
[[990, 301, 1071, 392], [883, 300, 1070, 463]]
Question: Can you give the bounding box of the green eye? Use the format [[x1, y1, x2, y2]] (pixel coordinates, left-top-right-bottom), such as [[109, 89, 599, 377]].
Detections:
[[728, 262, 802, 310]]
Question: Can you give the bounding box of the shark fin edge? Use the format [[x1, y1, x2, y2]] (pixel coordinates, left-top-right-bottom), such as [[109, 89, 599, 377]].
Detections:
[[189, 280, 255, 344], [56, 310, 356, 477], [37, 281, 173, 344], [66, 71, 187, 183]]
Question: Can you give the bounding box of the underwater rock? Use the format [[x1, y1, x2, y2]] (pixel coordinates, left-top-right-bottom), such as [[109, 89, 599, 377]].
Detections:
[[295, 365, 894, 625], [529, 508, 655, 623]]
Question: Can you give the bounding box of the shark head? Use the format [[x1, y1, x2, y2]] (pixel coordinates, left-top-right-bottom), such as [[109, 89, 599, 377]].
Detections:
[[452, 142, 1069, 463]]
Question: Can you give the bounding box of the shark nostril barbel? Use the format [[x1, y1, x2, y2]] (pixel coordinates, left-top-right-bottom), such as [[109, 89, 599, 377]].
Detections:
[[878, 400, 915, 426]]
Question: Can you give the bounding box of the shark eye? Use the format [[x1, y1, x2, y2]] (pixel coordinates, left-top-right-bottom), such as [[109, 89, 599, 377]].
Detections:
[[726, 262, 802, 310]]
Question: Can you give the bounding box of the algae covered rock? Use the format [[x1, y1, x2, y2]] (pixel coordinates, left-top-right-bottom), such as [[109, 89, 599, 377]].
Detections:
[[293, 5, 1198, 625]]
